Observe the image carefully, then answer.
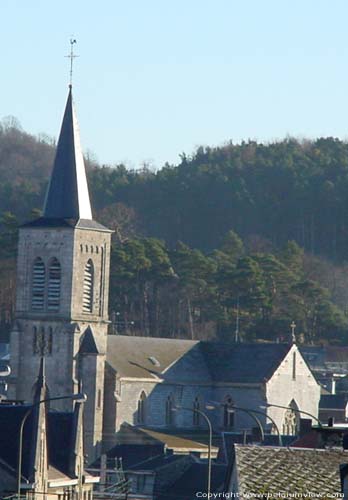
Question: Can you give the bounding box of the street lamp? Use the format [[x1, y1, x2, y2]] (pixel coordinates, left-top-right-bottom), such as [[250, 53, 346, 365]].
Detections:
[[17, 392, 87, 499], [261, 402, 322, 428], [172, 405, 212, 497], [206, 403, 265, 443], [206, 401, 282, 446], [0, 365, 11, 377]]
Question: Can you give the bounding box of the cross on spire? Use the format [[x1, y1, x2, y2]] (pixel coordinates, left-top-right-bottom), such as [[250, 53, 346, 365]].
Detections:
[[65, 38, 78, 87], [290, 321, 296, 343]]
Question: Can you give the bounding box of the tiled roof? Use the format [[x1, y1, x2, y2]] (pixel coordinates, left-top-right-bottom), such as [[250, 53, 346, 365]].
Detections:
[[106, 336, 292, 383], [233, 445, 346, 495]]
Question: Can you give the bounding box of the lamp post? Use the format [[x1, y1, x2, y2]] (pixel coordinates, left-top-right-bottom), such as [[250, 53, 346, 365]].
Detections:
[[0, 365, 10, 401], [206, 401, 282, 446], [261, 402, 322, 428], [17, 393, 87, 500], [173, 405, 212, 497]]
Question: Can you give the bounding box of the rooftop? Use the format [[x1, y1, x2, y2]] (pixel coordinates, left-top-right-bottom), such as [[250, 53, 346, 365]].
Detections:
[[233, 445, 346, 495]]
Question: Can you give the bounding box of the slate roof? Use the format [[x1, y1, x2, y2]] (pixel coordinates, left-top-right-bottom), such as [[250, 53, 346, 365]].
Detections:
[[156, 463, 227, 500], [106, 336, 293, 384], [106, 335, 204, 380], [47, 411, 75, 476], [233, 445, 346, 495], [0, 403, 34, 479], [79, 326, 99, 355], [320, 394, 348, 410], [43, 87, 92, 220], [23, 217, 111, 232], [129, 452, 184, 471], [201, 342, 291, 383]]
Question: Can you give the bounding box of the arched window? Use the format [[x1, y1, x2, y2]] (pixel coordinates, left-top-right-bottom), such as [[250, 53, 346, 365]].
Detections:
[[282, 400, 299, 435], [137, 391, 146, 424], [193, 397, 200, 426], [47, 258, 61, 312], [83, 260, 94, 313], [32, 258, 45, 311], [223, 396, 235, 428], [165, 395, 174, 426]]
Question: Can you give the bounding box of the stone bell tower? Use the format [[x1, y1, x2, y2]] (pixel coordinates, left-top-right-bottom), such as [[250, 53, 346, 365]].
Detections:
[[9, 85, 112, 462]]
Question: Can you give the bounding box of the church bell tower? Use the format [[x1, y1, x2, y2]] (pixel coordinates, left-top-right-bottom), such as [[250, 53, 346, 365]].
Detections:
[[9, 85, 112, 461]]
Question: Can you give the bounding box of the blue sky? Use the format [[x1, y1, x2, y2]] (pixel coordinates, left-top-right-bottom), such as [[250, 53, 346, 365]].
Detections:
[[1, 0, 348, 169]]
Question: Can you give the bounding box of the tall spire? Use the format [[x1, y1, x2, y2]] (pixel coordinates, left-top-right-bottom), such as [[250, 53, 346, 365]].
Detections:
[[43, 87, 92, 220]]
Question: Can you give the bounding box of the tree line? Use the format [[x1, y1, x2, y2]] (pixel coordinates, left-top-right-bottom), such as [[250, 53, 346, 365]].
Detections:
[[1, 122, 348, 342]]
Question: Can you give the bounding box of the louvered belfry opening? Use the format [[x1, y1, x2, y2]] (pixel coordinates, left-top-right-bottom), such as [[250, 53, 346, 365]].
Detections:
[[32, 258, 45, 311], [83, 259, 94, 313], [48, 258, 61, 312]]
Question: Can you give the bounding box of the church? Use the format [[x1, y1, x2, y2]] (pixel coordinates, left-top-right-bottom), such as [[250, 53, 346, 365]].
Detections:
[[8, 85, 321, 463]]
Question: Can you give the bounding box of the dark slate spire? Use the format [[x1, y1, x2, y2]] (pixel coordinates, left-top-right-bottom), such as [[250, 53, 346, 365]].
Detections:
[[43, 86, 92, 220]]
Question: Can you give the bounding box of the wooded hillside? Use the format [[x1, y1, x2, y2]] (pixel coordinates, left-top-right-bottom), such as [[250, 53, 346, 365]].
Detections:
[[1, 118, 348, 344]]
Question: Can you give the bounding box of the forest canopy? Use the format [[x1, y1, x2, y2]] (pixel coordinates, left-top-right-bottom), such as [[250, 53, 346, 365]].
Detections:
[[1, 120, 348, 344]]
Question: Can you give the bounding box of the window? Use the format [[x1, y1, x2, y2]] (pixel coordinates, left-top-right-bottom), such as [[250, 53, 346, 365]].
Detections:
[[223, 397, 235, 428], [97, 389, 102, 409], [47, 327, 53, 355], [165, 395, 174, 426], [83, 259, 94, 313], [282, 400, 299, 435], [137, 391, 146, 424], [193, 397, 200, 426], [32, 258, 45, 310], [292, 352, 296, 380], [33, 326, 38, 354], [48, 258, 61, 312]]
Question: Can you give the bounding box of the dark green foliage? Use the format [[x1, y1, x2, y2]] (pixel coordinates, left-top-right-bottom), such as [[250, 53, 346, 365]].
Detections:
[[1, 124, 348, 342]]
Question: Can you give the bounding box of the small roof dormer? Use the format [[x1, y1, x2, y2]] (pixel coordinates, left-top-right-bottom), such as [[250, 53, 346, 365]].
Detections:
[[43, 86, 92, 220]]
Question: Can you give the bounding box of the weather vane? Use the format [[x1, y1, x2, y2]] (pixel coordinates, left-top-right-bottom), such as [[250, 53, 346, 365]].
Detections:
[[65, 38, 78, 87]]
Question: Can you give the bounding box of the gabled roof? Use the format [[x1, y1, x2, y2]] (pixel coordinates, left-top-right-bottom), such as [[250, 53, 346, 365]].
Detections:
[[0, 403, 35, 479], [79, 326, 99, 355], [106, 335, 293, 384], [232, 445, 345, 494], [43, 86, 92, 220], [201, 342, 292, 383], [106, 335, 206, 381], [156, 462, 227, 500]]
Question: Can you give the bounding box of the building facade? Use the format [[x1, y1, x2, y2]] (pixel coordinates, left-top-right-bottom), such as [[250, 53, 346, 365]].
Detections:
[[8, 86, 112, 462]]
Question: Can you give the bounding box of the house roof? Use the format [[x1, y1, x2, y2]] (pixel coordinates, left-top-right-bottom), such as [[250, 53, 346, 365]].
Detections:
[[320, 394, 348, 410], [0, 403, 34, 479], [106, 336, 293, 384], [156, 463, 227, 500], [300, 346, 348, 374], [129, 452, 184, 471], [233, 445, 346, 495]]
